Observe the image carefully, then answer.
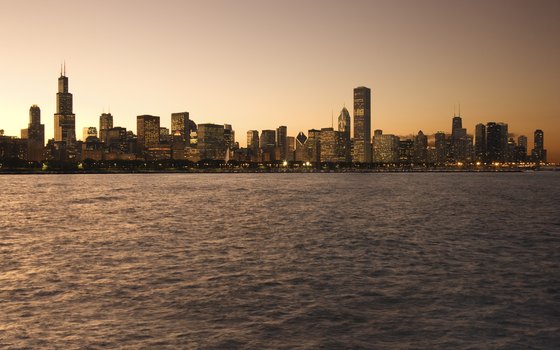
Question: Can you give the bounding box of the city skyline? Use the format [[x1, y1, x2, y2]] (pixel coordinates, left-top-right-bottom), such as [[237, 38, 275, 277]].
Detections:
[[1, 0, 559, 161]]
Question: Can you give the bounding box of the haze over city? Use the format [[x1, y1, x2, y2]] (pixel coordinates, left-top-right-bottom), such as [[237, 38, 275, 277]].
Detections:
[[1, 0, 558, 161]]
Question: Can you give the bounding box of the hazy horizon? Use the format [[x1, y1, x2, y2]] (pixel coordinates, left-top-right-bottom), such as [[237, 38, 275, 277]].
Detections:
[[1, 0, 558, 161]]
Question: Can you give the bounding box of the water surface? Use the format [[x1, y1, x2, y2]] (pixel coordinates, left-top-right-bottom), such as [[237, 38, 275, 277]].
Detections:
[[1, 173, 559, 349]]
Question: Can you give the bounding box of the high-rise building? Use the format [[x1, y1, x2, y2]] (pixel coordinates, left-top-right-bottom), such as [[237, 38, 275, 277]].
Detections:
[[99, 113, 113, 144], [83, 127, 97, 141], [398, 139, 414, 163], [137, 115, 160, 149], [373, 131, 399, 163], [474, 123, 486, 162], [452, 116, 462, 134], [517, 135, 527, 153], [486, 122, 508, 163], [531, 129, 547, 163], [159, 127, 171, 143], [413, 130, 428, 164], [224, 124, 235, 150], [306, 129, 321, 163], [338, 107, 351, 137], [319, 128, 347, 163], [295, 132, 308, 162], [435, 132, 446, 164], [171, 112, 190, 144], [338, 107, 352, 162], [198, 123, 226, 160], [286, 136, 295, 161], [276, 126, 287, 160], [353, 86, 371, 163], [106, 127, 128, 153], [54, 65, 76, 144], [247, 130, 259, 161], [25, 105, 45, 162], [516, 135, 528, 163]]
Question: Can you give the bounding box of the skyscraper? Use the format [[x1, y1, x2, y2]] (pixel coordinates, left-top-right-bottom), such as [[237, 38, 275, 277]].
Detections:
[[99, 113, 113, 144], [531, 129, 546, 163], [338, 106, 351, 138], [474, 123, 486, 162], [83, 127, 97, 141], [247, 130, 259, 161], [54, 64, 76, 144], [434, 132, 446, 164], [413, 130, 428, 164], [137, 115, 160, 149], [276, 125, 287, 160], [486, 122, 508, 163], [26, 105, 45, 162], [373, 130, 399, 163], [338, 106, 352, 162], [198, 123, 226, 160], [353, 86, 371, 163], [171, 112, 190, 144]]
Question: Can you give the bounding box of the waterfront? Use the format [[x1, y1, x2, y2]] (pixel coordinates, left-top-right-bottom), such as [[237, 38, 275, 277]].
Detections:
[[1, 173, 559, 349]]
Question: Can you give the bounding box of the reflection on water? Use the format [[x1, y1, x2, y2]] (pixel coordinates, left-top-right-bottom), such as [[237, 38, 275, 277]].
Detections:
[[1, 173, 559, 349]]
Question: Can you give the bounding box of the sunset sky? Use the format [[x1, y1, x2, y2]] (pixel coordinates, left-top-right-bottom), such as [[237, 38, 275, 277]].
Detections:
[[0, 0, 558, 161]]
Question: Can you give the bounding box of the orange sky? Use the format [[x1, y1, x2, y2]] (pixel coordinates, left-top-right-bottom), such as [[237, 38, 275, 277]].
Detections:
[[1, 0, 559, 161]]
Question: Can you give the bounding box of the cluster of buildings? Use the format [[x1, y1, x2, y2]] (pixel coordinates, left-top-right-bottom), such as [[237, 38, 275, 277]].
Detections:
[[0, 69, 549, 165]]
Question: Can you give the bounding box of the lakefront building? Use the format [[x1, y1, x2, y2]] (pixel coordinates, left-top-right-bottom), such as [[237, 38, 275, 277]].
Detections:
[[54, 65, 76, 144], [137, 115, 160, 149], [353, 86, 372, 163], [24, 105, 45, 162]]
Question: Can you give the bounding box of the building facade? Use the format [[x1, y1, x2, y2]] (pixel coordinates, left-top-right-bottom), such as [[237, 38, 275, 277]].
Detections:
[[54, 66, 76, 144], [353, 86, 372, 163]]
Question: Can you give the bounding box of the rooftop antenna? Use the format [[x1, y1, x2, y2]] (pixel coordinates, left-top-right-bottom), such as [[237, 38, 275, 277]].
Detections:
[[63, 60, 66, 76], [453, 104, 456, 117], [458, 102, 461, 116], [60, 62, 63, 76]]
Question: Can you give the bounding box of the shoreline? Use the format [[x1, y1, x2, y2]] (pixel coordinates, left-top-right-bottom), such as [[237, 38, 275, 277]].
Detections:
[[0, 168, 556, 175]]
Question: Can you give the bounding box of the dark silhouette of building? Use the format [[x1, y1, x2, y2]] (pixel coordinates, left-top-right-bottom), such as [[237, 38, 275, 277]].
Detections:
[[99, 113, 113, 144], [24, 105, 45, 162], [353, 86, 371, 163], [435, 132, 446, 164], [486, 122, 508, 163], [413, 130, 428, 164], [295, 131, 308, 162], [247, 130, 259, 161], [450, 114, 468, 162], [259, 129, 276, 161], [54, 64, 76, 144], [398, 139, 414, 163], [198, 123, 226, 160], [474, 123, 486, 162], [516, 135, 527, 163], [106, 127, 128, 153], [531, 129, 547, 163], [276, 126, 287, 161]]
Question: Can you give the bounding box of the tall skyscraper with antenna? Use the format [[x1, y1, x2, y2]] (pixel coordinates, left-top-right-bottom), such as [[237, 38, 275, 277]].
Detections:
[[54, 63, 76, 144]]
